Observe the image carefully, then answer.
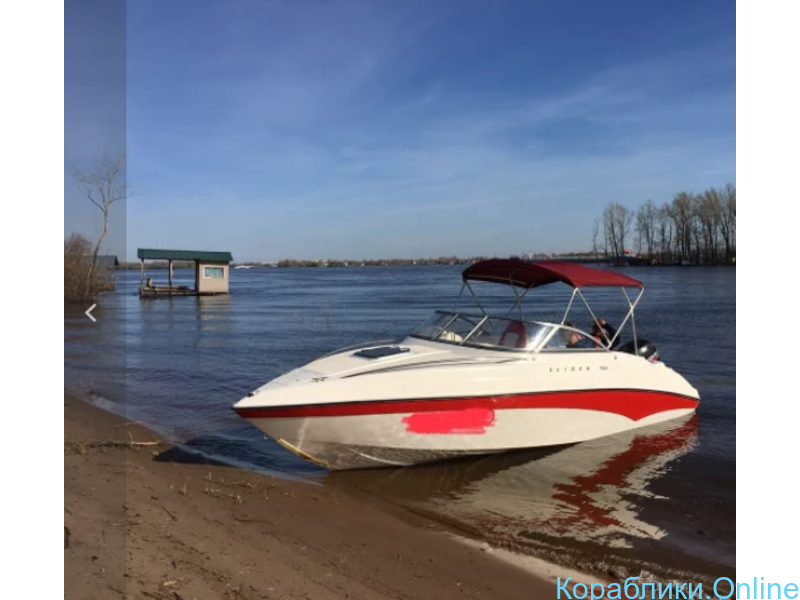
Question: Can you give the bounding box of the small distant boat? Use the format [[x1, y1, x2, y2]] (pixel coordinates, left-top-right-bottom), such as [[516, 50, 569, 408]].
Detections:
[[233, 265, 253, 269], [609, 250, 650, 267]]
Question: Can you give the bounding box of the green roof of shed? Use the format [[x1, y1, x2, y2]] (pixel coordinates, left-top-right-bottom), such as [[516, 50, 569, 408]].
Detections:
[[137, 248, 233, 262]]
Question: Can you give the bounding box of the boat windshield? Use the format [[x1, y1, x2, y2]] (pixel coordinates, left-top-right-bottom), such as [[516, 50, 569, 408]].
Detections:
[[411, 311, 568, 352]]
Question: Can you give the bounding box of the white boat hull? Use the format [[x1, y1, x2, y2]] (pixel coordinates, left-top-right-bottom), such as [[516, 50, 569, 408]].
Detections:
[[233, 339, 699, 470], [244, 406, 696, 470]]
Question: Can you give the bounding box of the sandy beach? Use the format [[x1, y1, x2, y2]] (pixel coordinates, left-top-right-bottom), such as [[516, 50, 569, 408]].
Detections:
[[64, 390, 588, 599]]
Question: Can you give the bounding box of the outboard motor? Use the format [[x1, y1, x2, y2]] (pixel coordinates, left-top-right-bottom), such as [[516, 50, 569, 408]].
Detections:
[[615, 338, 659, 362]]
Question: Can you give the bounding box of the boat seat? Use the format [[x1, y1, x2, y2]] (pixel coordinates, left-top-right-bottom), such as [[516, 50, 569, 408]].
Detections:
[[499, 321, 527, 349], [438, 331, 463, 342]]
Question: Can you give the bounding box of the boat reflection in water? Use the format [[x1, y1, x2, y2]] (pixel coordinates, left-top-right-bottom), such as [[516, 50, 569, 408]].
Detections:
[[331, 414, 699, 555]]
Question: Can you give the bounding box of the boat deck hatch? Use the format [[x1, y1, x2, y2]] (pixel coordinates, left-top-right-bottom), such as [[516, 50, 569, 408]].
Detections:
[[353, 346, 410, 359]]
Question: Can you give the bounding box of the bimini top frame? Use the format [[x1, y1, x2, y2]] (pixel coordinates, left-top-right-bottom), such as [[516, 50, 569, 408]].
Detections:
[[455, 259, 646, 353]]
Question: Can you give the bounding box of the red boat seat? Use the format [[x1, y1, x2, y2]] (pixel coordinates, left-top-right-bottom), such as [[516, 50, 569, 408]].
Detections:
[[499, 320, 527, 349]]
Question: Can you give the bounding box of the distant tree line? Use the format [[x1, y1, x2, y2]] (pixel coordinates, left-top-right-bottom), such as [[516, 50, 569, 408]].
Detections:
[[275, 256, 476, 267], [592, 183, 736, 266]]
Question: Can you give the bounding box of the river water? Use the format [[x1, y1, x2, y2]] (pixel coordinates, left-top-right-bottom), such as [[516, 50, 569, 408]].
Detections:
[[64, 264, 735, 582]]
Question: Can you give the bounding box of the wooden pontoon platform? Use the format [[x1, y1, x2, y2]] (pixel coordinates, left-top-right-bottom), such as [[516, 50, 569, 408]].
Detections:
[[137, 248, 233, 299]]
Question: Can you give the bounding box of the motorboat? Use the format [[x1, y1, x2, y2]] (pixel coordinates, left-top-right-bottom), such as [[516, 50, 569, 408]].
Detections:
[[232, 259, 700, 470]]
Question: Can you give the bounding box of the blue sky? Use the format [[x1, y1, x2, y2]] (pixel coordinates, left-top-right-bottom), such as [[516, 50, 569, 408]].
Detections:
[[65, 0, 735, 262]]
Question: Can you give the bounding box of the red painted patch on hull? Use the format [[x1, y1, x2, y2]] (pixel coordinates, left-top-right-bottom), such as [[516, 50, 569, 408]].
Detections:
[[235, 389, 698, 422], [402, 407, 496, 434]]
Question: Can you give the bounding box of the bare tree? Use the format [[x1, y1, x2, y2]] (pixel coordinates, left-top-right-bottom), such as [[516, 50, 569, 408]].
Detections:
[[618, 204, 634, 257], [64, 232, 114, 302], [656, 203, 673, 263], [635, 200, 658, 259], [64, 232, 94, 302], [591, 218, 602, 260], [602, 204, 619, 261], [697, 188, 723, 264], [669, 192, 695, 263], [689, 194, 704, 264], [73, 150, 130, 298], [720, 183, 736, 262], [602, 202, 634, 264]]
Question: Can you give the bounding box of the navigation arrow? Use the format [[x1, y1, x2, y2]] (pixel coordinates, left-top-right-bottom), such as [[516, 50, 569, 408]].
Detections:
[[85, 304, 97, 323]]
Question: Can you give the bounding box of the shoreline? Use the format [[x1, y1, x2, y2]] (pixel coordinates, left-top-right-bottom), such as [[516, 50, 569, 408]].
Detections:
[[115, 261, 736, 270], [65, 388, 602, 599]]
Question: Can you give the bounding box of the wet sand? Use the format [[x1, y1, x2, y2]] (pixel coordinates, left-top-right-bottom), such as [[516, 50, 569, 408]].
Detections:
[[65, 390, 590, 599]]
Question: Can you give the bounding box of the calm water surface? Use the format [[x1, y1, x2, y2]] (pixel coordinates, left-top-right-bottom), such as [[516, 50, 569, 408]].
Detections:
[[64, 265, 735, 581]]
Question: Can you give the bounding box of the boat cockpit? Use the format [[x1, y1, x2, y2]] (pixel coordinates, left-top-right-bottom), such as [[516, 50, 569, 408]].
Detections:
[[410, 310, 609, 353]]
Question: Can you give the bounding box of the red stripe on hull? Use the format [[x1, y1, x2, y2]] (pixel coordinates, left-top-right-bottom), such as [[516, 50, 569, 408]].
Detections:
[[235, 389, 698, 422]]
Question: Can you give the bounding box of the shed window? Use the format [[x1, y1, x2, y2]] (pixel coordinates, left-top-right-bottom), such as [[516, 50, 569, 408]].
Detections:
[[203, 266, 224, 279]]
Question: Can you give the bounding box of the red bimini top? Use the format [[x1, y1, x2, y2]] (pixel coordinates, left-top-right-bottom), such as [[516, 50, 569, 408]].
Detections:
[[462, 259, 643, 289]]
